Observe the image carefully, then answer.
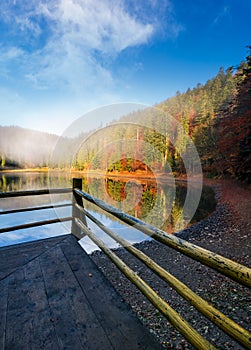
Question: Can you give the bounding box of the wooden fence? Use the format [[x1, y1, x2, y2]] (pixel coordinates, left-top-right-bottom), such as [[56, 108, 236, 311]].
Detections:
[[0, 178, 250, 349]]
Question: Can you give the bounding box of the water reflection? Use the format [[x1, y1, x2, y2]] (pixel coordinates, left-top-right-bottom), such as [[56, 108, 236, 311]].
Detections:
[[105, 177, 158, 218], [0, 172, 72, 247], [0, 172, 71, 192], [0, 172, 216, 250]]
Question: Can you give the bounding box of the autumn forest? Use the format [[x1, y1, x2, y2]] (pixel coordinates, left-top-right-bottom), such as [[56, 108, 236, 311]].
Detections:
[[0, 48, 250, 183]]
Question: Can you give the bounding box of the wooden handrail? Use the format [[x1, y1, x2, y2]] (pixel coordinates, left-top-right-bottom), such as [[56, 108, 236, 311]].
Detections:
[[74, 188, 251, 289], [0, 203, 72, 215], [76, 204, 251, 349], [0, 217, 72, 234], [75, 217, 216, 350], [0, 188, 71, 198], [0, 187, 72, 233]]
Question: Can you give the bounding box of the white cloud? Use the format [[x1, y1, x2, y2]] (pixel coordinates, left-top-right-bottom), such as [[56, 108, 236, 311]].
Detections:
[[124, 0, 183, 39], [0, 46, 24, 61], [0, 0, 181, 94], [34, 0, 154, 93], [0, 0, 156, 92], [213, 6, 230, 25], [0, 0, 183, 133], [49, 0, 154, 51]]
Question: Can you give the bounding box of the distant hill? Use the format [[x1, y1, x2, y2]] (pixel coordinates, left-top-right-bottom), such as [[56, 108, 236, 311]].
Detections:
[[0, 126, 89, 170], [0, 126, 59, 169]]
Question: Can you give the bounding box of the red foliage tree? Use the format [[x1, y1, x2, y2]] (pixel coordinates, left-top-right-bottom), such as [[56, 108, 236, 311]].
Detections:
[[217, 48, 251, 182]]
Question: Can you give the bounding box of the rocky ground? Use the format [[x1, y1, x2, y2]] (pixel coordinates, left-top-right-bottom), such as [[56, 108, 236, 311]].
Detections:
[[91, 179, 251, 349]]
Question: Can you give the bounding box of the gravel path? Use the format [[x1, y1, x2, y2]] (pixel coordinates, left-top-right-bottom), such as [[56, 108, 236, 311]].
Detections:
[[91, 179, 251, 349]]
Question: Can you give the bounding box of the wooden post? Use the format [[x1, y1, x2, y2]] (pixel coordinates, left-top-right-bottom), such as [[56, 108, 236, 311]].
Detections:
[[71, 178, 87, 239]]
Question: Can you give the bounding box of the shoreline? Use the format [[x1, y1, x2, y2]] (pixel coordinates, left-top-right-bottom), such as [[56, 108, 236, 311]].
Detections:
[[0, 167, 49, 173], [0, 168, 199, 184], [91, 179, 251, 349]]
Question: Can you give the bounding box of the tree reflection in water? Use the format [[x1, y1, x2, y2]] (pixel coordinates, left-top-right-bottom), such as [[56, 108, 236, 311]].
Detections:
[[0, 172, 216, 249]]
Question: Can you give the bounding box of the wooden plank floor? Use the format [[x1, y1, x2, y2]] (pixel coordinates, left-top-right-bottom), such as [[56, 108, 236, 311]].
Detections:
[[0, 235, 162, 350]]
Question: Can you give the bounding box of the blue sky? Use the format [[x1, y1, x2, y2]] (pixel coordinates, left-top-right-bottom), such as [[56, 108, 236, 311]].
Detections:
[[0, 0, 250, 135]]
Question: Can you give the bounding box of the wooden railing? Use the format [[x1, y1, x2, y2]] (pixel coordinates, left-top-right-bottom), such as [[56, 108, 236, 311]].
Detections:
[[0, 188, 72, 234], [0, 178, 250, 349], [72, 179, 251, 350]]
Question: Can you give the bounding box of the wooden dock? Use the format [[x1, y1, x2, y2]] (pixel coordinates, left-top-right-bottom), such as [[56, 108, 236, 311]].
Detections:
[[0, 235, 162, 350], [1, 183, 250, 349]]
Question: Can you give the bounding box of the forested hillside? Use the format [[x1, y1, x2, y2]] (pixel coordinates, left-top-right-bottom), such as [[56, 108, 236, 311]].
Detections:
[[1, 50, 250, 182], [157, 50, 251, 182], [159, 49, 251, 181], [75, 49, 251, 182]]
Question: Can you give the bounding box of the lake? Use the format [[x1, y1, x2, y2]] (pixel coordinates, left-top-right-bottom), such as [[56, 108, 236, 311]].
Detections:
[[0, 171, 216, 252]]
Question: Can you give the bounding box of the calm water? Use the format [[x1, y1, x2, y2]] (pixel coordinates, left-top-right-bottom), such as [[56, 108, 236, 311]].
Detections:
[[0, 172, 216, 252]]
